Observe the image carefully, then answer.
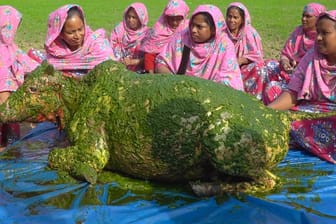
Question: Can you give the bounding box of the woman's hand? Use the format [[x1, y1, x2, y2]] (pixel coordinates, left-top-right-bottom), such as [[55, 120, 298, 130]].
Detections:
[[281, 59, 296, 73], [121, 57, 140, 66], [238, 57, 250, 66]]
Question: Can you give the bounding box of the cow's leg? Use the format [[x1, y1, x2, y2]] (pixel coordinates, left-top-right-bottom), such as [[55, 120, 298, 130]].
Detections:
[[48, 119, 110, 184]]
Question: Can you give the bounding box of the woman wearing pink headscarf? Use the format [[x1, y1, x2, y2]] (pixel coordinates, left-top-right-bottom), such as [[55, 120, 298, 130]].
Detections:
[[224, 2, 265, 98], [141, 0, 189, 73], [268, 10, 336, 164], [156, 4, 243, 91], [263, 3, 326, 104], [110, 2, 149, 73], [45, 4, 114, 78], [0, 5, 40, 148]]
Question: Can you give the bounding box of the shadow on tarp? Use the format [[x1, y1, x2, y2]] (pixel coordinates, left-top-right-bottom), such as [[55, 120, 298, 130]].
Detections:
[[0, 122, 336, 224]]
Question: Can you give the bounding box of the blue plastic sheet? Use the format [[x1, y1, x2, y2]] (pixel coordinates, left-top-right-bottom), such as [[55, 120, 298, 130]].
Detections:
[[1, 122, 336, 224]]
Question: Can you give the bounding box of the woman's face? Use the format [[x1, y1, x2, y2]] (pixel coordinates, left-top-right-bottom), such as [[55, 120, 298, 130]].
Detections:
[[60, 14, 85, 51], [316, 18, 336, 59], [125, 8, 140, 30], [226, 8, 243, 33], [190, 14, 214, 43], [166, 15, 184, 30], [302, 12, 317, 31]]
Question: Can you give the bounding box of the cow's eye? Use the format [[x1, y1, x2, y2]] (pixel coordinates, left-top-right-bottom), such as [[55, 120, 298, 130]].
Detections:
[[29, 87, 38, 93]]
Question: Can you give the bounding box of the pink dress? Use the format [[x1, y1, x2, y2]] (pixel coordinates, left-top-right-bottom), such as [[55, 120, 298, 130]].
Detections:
[[285, 10, 336, 164], [0, 5, 39, 92], [110, 2, 149, 72], [140, 0, 189, 72], [263, 3, 326, 104], [45, 4, 114, 78], [224, 2, 265, 98], [140, 0, 189, 54], [156, 4, 243, 91]]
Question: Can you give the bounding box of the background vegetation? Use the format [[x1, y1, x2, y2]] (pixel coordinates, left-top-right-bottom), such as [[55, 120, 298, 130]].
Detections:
[[1, 0, 335, 58]]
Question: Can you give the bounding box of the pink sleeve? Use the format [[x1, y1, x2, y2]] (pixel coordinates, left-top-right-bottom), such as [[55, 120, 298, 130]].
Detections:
[[110, 22, 124, 61], [217, 40, 244, 91], [287, 57, 306, 93], [280, 27, 300, 61], [155, 34, 183, 74]]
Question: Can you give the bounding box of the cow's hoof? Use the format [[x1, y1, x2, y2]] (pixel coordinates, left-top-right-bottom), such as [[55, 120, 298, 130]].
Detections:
[[72, 163, 98, 184], [190, 182, 222, 197]]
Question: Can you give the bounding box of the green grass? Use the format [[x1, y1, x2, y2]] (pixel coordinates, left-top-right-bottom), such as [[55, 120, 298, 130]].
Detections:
[[1, 0, 335, 58]]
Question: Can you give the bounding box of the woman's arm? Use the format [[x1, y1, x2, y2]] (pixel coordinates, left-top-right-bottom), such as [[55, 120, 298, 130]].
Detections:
[[156, 64, 173, 74], [238, 57, 250, 66], [267, 90, 298, 110]]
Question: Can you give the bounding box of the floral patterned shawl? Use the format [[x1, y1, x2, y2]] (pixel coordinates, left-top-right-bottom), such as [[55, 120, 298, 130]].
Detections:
[[156, 4, 243, 90], [110, 2, 149, 61], [224, 2, 264, 64], [0, 5, 39, 91], [45, 4, 114, 77], [280, 3, 326, 63], [140, 0, 189, 54]]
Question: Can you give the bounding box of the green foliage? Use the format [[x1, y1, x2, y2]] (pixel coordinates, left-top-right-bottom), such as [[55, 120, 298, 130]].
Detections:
[[1, 0, 335, 58]]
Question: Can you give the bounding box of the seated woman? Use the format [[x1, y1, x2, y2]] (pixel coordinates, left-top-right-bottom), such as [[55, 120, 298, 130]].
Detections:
[[268, 10, 336, 164], [110, 2, 149, 73], [140, 0, 189, 73], [224, 2, 265, 97], [0, 5, 40, 149], [264, 3, 326, 104], [45, 4, 114, 79], [156, 4, 243, 91]]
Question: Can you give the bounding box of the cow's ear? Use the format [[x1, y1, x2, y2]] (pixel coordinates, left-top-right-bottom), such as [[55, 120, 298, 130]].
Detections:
[[45, 64, 55, 76]]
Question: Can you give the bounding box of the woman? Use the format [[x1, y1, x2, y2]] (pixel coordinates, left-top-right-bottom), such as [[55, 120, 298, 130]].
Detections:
[[268, 10, 336, 164], [156, 4, 243, 91], [264, 3, 326, 104], [45, 4, 114, 78], [140, 0, 189, 73], [110, 2, 149, 73], [0, 5, 40, 148], [224, 2, 265, 98]]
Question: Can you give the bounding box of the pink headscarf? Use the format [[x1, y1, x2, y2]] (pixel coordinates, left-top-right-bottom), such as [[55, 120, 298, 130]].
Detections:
[[288, 10, 336, 103], [110, 2, 149, 61], [0, 5, 39, 92], [140, 0, 189, 54], [281, 3, 326, 63], [45, 4, 114, 76], [224, 2, 263, 63], [156, 4, 243, 91]]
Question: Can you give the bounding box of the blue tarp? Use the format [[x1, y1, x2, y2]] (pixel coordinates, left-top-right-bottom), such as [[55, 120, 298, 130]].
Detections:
[[1, 122, 336, 224]]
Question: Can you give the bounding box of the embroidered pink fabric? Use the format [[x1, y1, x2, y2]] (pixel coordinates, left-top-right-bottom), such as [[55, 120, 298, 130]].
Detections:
[[110, 2, 149, 62], [0, 5, 39, 92], [45, 4, 114, 77], [288, 10, 336, 102], [140, 0, 189, 54], [280, 3, 326, 64], [224, 2, 264, 64], [156, 4, 243, 91], [287, 10, 336, 164]]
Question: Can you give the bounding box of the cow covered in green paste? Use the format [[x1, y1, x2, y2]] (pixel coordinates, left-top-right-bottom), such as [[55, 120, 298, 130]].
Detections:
[[0, 60, 300, 196]]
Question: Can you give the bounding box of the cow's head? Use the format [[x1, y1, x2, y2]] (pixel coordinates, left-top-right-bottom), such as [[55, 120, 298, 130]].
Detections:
[[0, 63, 67, 128]]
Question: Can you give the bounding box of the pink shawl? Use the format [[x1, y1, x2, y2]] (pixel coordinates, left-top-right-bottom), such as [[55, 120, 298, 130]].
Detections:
[[110, 2, 149, 61], [156, 4, 243, 91], [45, 4, 114, 76], [140, 0, 189, 54], [288, 10, 336, 103], [281, 3, 326, 63], [224, 2, 263, 64], [0, 5, 39, 91]]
